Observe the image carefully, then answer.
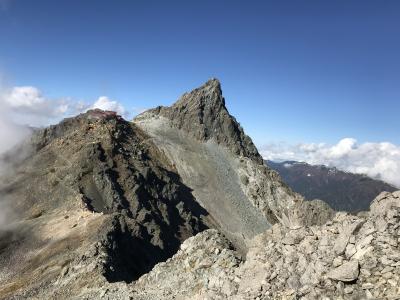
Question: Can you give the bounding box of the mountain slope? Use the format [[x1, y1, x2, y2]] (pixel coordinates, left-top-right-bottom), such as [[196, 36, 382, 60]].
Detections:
[[0, 79, 325, 299], [267, 160, 397, 212], [134, 79, 329, 246], [0, 109, 210, 298], [0, 79, 398, 299]]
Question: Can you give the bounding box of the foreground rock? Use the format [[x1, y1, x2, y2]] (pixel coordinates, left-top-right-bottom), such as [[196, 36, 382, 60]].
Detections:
[[238, 191, 400, 299], [115, 191, 398, 300], [326, 261, 359, 282]]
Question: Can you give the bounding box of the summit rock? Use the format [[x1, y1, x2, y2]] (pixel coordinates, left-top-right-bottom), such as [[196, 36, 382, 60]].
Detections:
[[145, 78, 262, 164], [135, 79, 319, 245]]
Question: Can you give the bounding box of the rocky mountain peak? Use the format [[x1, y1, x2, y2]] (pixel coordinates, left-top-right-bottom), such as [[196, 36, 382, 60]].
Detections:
[[143, 79, 263, 164], [174, 77, 225, 108], [4, 80, 381, 299]]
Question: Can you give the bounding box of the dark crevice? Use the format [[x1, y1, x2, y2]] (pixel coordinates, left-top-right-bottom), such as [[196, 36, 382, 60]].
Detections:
[[97, 166, 209, 283], [102, 217, 173, 283]]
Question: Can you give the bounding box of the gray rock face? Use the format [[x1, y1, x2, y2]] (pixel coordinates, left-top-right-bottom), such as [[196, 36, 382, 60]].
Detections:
[[135, 80, 328, 236], [146, 79, 262, 164], [370, 190, 400, 217], [103, 190, 398, 300], [132, 229, 242, 299]]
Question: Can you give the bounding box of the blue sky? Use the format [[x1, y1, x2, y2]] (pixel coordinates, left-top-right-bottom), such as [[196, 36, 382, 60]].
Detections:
[[0, 0, 399, 146]]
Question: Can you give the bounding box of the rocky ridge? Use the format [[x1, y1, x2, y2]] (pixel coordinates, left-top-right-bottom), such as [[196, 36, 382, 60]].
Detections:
[[0, 79, 397, 299], [0, 108, 210, 298], [0, 79, 310, 299], [146, 79, 261, 163], [134, 79, 322, 237]]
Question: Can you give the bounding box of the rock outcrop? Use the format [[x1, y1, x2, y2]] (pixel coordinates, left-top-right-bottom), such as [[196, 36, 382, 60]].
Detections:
[[228, 191, 400, 299], [146, 79, 261, 163], [98, 190, 398, 300], [134, 79, 319, 244]]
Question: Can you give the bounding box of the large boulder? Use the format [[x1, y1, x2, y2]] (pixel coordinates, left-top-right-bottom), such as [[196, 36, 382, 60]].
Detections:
[[326, 260, 359, 282]]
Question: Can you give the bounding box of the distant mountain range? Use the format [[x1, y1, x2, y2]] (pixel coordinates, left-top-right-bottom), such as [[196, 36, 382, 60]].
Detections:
[[266, 160, 397, 212]]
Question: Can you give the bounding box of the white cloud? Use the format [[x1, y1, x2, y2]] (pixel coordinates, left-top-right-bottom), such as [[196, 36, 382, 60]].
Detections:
[[283, 163, 293, 168], [1, 86, 129, 128], [6, 86, 45, 107], [0, 83, 32, 154], [92, 96, 127, 117], [261, 138, 400, 188], [0, 114, 31, 155], [0, 82, 129, 156], [2, 86, 89, 126]]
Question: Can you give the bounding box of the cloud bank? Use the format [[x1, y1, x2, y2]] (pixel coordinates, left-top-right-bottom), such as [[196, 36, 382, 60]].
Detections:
[[260, 138, 400, 188], [0, 83, 129, 156], [3, 86, 89, 127]]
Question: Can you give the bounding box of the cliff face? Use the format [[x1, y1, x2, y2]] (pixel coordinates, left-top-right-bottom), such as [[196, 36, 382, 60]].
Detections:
[[146, 79, 262, 163]]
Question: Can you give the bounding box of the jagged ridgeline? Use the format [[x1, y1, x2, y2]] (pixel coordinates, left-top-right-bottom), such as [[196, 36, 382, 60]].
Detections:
[[0, 79, 337, 299]]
